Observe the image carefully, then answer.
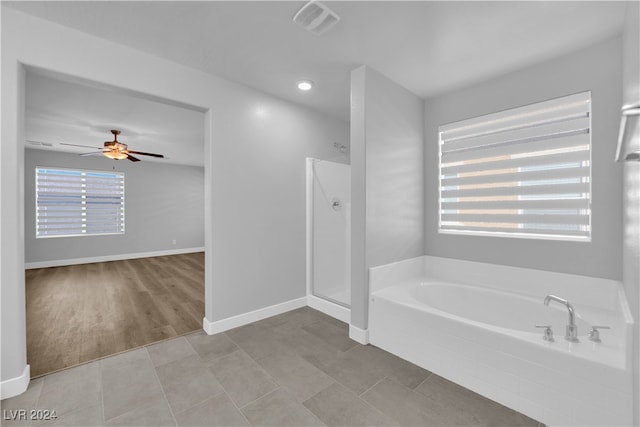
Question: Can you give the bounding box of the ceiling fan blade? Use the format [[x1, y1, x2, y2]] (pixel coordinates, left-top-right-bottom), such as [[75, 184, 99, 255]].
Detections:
[[126, 154, 141, 162], [80, 151, 106, 157], [60, 143, 104, 149], [127, 150, 164, 158]]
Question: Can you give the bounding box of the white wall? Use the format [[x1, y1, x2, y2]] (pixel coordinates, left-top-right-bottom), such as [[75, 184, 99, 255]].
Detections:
[[1, 7, 348, 395], [350, 66, 424, 331], [211, 100, 349, 321], [24, 149, 204, 267], [424, 37, 623, 280], [621, 2, 640, 425]]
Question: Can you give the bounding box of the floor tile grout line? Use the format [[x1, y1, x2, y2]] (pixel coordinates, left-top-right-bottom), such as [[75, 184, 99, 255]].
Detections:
[[237, 386, 282, 411], [233, 383, 273, 427], [228, 388, 254, 427], [218, 330, 283, 386], [200, 333, 266, 427], [184, 330, 240, 368], [297, 395, 330, 427], [357, 376, 387, 398], [413, 371, 433, 392], [27, 377, 45, 427], [312, 356, 386, 400], [170, 389, 225, 422], [223, 321, 327, 426], [157, 329, 224, 401], [298, 382, 341, 427], [353, 382, 406, 426], [237, 381, 326, 427], [357, 374, 445, 425], [308, 409, 328, 427], [223, 326, 285, 361], [293, 357, 397, 424], [222, 332, 259, 364], [99, 361, 106, 427], [319, 378, 400, 427], [145, 347, 179, 427], [148, 336, 195, 369]]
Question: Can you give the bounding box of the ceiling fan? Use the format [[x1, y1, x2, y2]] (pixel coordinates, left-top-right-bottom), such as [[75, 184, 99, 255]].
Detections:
[[61, 129, 164, 162]]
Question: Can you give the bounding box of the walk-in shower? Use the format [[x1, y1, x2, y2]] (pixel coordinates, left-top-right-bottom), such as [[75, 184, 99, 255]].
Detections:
[[306, 158, 350, 322]]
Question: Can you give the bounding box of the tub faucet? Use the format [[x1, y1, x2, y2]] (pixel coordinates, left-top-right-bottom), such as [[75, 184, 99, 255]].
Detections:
[[544, 295, 579, 342]]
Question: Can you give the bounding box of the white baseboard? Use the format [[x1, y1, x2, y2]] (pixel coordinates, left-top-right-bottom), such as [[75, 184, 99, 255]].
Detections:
[[25, 247, 205, 269], [0, 364, 30, 400], [349, 324, 369, 344], [203, 297, 306, 335], [307, 294, 350, 323]]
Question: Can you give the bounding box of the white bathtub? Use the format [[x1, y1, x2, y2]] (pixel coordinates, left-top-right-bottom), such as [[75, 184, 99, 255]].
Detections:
[[411, 281, 593, 336], [368, 256, 634, 427]]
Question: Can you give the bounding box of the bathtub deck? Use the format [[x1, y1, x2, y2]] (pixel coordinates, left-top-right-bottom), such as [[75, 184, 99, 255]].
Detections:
[[2, 307, 542, 426]]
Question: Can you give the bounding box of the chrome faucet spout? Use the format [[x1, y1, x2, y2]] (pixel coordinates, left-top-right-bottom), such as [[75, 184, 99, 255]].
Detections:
[[544, 295, 575, 325], [543, 294, 578, 342]]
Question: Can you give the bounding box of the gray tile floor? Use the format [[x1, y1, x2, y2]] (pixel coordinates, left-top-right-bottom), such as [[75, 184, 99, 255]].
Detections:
[[2, 307, 542, 426]]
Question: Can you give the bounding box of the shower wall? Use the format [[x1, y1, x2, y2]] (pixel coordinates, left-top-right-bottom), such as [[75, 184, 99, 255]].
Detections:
[[349, 66, 425, 333], [310, 159, 351, 307], [622, 3, 639, 424]]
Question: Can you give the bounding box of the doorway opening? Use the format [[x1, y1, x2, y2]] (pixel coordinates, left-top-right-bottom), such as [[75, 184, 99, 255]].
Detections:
[[24, 68, 208, 377]]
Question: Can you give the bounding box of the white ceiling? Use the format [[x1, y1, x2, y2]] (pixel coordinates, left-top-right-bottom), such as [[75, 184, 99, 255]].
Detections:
[[25, 70, 206, 167], [8, 1, 627, 166]]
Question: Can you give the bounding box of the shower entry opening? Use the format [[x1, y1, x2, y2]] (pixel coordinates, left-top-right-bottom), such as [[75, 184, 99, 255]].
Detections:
[[306, 158, 351, 312]]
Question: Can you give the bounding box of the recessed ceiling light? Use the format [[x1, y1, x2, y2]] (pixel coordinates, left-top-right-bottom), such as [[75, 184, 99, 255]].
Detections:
[[297, 80, 313, 91]]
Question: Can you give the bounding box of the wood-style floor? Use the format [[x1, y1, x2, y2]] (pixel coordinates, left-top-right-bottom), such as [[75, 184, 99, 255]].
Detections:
[[25, 252, 204, 378]]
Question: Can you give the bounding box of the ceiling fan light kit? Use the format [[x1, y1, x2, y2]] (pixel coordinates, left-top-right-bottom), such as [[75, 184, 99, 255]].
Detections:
[[60, 129, 164, 162], [103, 150, 129, 160], [103, 130, 136, 161]]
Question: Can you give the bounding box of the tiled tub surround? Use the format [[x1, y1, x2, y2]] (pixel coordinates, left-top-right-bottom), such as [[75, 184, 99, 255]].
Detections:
[[368, 256, 634, 426], [1, 307, 541, 426]]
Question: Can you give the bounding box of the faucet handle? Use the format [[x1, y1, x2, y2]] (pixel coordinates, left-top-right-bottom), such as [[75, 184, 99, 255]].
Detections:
[[588, 326, 610, 343], [535, 324, 554, 342]]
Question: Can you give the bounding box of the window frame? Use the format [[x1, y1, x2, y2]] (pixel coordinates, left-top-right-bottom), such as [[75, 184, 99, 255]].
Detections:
[[35, 166, 126, 239], [437, 91, 592, 242]]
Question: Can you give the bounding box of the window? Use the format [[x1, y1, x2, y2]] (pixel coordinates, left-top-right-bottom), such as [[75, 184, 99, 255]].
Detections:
[[36, 167, 125, 238], [439, 91, 591, 241]]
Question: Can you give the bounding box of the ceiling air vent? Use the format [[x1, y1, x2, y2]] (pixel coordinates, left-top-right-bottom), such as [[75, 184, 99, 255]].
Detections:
[[29, 140, 53, 147], [293, 1, 340, 36]]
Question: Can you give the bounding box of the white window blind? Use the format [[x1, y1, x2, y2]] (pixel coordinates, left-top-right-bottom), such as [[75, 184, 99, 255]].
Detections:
[[36, 167, 125, 238], [439, 91, 591, 241]]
